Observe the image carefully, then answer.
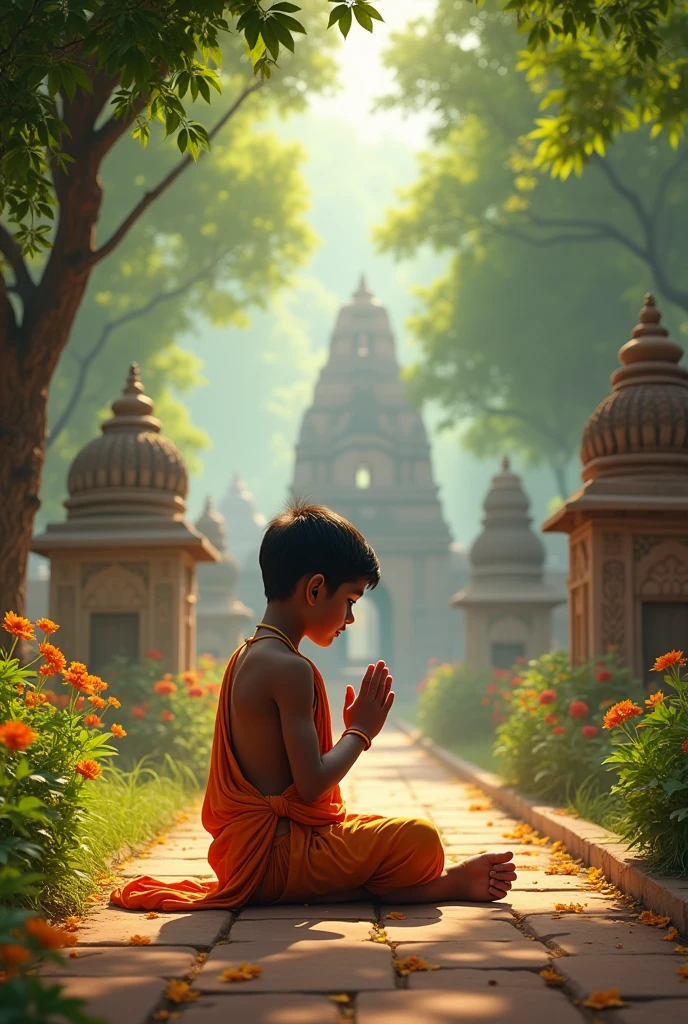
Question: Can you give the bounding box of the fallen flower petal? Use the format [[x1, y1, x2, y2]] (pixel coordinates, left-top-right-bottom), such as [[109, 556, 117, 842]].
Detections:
[[329, 994, 351, 1004], [638, 910, 671, 928], [145, 912, 159, 920], [582, 988, 627, 1009], [664, 927, 678, 942], [165, 980, 198, 1003], [129, 935, 151, 945], [540, 967, 566, 986], [386, 912, 406, 920]]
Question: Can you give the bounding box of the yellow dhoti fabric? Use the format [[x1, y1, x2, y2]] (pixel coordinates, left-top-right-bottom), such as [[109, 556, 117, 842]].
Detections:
[[111, 643, 444, 911]]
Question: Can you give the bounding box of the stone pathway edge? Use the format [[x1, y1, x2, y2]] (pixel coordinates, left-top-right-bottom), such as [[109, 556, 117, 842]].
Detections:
[[395, 719, 688, 934]]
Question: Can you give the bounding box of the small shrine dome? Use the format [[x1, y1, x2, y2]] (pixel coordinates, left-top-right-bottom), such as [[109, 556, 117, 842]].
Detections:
[[580, 294, 688, 480], [469, 457, 546, 580], [195, 496, 240, 593], [65, 363, 188, 518]]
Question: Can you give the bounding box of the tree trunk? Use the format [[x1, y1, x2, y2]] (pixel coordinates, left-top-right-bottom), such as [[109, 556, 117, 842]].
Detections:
[[0, 349, 50, 616]]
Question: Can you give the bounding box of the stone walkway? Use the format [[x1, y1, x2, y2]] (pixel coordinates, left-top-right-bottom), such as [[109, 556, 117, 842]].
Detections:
[[49, 729, 688, 1023]]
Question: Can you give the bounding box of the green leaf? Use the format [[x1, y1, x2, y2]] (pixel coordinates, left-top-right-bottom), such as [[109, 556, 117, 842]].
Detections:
[[353, 5, 373, 31], [270, 17, 296, 52], [339, 7, 353, 37]]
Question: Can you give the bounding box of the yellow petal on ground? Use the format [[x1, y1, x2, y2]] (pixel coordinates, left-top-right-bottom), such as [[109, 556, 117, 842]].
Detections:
[[540, 967, 566, 986], [582, 988, 627, 1009], [145, 912, 160, 920], [675, 945, 688, 955], [165, 980, 199, 1003], [329, 994, 351, 1003], [637, 910, 671, 927], [677, 964, 688, 979], [553, 903, 587, 914], [128, 934, 151, 945], [664, 927, 678, 941]]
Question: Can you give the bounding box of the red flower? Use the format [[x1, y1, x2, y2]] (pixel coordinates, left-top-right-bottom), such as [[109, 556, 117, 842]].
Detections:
[[481, 697, 491, 706], [131, 706, 146, 720], [187, 686, 204, 698], [595, 670, 613, 683], [552, 726, 566, 736], [682, 739, 688, 754], [144, 649, 164, 661], [538, 690, 556, 705], [581, 725, 598, 738], [514, 656, 526, 664], [569, 700, 589, 719], [487, 683, 499, 695], [544, 713, 558, 725], [160, 710, 175, 722], [154, 680, 177, 696]]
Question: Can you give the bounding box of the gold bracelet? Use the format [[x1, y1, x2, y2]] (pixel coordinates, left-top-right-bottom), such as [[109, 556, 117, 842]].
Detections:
[[343, 728, 371, 750]]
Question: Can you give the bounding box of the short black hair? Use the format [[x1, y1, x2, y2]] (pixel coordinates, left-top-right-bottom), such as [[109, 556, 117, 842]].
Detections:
[[259, 500, 380, 601]]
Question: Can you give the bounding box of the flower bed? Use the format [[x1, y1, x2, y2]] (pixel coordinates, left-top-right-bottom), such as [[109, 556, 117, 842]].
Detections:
[[494, 649, 640, 805], [417, 660, 500, 750]]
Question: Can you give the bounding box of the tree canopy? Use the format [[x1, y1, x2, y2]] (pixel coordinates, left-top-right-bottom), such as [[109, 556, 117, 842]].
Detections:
[[0, 0, 382, 254], [376, 0, 688, 497]]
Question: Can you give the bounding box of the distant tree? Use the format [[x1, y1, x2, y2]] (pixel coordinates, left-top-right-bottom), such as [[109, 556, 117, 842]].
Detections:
[[376, 0, 688, 497], [494, 0, 688, 174], [0, 0, 381, 613]]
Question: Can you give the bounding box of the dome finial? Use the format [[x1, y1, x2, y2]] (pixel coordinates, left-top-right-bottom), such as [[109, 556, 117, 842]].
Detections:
[[354, 274, 372, 302], [103, 364, 160, 434]]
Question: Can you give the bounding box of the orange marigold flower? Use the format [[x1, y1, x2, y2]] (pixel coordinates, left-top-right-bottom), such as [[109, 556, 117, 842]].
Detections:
[[75, 696, 85, 710], [0, 720, 38, 752], [128, 935, 151, 945], [131, 706, 146, 720], [38, 641, 66, 676], [581, 725, 598, 738], [74, 759, 101, 780], [83, 715, 102, 728], [86, 675, 108, 693], [154, 679, 177, 696], [182, 671, 198, 684], [63, 662, 93, 693], [108, 696, 121, 708], [651, 650, 686, 672], [645, 691, 664, 708], [187, 686, 204, 698], [36, 618, 59, 635], [88, 695, 107, 709], [110, 724, 127, 738], [538, 689, 556, 705], [2, 611, 35, 640], [25, 691, 48, 708], [544, 713, 558, 725], [144, 648, 164, 661], [0, 942, 31, 965], [603, 700, 643, 729], [480, 697, 490, 706], [569, 700, 589, 719], [24, 918, 77, 949], [38, 665, 54, 677], [595, 670, 613, 683], [583, 989, 627, 1010], [682, 739, 688, 754], [552, 726, 566, 736], [160, 710, 175, 722]]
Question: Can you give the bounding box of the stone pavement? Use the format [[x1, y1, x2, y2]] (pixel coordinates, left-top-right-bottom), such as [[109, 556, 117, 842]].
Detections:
[[51, 728, 688, 1023]]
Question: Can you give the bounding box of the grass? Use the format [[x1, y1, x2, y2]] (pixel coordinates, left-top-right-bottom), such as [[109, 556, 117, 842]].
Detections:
[[42, 756, 199, 918]]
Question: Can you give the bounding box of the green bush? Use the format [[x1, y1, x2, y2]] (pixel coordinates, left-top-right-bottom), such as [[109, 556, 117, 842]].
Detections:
[[494, 649, 640, 803], [417, 661, 497, 748], [105, 652, 221, 781], [605, 650, 688, 876]]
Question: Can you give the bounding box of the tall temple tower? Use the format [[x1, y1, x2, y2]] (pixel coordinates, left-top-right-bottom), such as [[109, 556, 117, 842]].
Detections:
[[291, 277, 456, 691]]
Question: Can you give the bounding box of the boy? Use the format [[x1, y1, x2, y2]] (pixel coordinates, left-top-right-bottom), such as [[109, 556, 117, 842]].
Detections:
[[112, 503, 515, 911]]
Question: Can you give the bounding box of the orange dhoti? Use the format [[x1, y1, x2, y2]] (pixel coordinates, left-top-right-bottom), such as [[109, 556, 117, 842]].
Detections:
[[111, 646, 444, 912]]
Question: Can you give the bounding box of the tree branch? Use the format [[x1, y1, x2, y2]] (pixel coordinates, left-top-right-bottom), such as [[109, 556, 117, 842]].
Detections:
[[592, 155, 652, 235], [493, 224, 611, 248], [652, 147, 688, 223], [90, 80, 263, 267], [525, 213, 648, 263], [47, 258, 221, 450], [0, 222, 35, 305]]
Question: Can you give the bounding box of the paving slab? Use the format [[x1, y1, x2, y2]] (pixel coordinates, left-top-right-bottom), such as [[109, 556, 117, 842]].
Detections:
[[552, 952, 688, 999], [180, 993, 339, 1024], [381, 917, 521, 942], [40, 945, 197, 977], [238, 902, 376, 920], [522, 913, 685, 956], [57, 977, 167, 1024], [120, 858, 216, 877], [393, 938, 549, 968], [621, 1000, 688, 1023], [357, 985, 583, 1023], [76, 907, 229, 946], [196, 940, 395, 992], [227, 918, 373, 942]]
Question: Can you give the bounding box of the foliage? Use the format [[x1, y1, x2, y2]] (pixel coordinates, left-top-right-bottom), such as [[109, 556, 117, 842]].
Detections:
[[377, 0, 688, 495], [0, 906, 101, 1024], [0, 0, 382, 254], [104, 653, 222, 782], [0, 615, 124, 908], [417, 660, 499, 749], [605, 651, 688, 875], [46, 758, 196, 917], [494, 649, 640, 802]]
